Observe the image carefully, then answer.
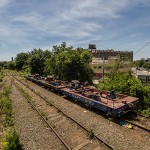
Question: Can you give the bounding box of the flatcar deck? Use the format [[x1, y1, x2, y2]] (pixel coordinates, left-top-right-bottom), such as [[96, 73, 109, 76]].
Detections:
[[61, 88, 138, 109], [25, 75, 139, 116]]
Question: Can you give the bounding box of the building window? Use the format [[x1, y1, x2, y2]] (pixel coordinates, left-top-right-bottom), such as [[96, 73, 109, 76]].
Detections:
[[139, 76, 146, 80]]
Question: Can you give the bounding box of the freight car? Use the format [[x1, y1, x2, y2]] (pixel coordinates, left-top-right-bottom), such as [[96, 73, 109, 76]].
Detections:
[[25, 75, 139, 117]]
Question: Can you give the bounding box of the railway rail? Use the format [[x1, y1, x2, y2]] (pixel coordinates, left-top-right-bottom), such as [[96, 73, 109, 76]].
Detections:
[[123, 113, 150, 132], [135, 112, 150, 120], [124, 119, 150, 132], [12, 79, 71, 150], [15, 75, 150, 134], [13, 75, 114, 150]]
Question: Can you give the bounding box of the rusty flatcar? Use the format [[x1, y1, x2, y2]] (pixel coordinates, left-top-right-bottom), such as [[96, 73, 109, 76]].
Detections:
[[25, 75, 139, 117]]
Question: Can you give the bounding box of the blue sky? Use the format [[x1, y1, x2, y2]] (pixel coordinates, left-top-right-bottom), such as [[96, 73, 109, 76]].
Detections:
[[0, 0, 150, 61]]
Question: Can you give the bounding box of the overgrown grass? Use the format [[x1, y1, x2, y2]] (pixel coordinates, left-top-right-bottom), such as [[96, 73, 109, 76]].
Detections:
[[19, 87, 31, 101], [0, 87, 13, 126], [142, 108, 150, 116], [3, 129, 22, 150], [46, 100, 52, 106], [137, 107, 150, 117], [87, 128, 94, 139], [0, 70, 4, 82], [136, 100, 150, 117], [0, 86, 22, 150]]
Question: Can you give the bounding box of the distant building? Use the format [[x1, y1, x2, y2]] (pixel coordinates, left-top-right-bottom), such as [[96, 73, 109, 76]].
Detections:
[[141, 58, 145, 61], [89, 44, 133, 80], [141, 58, 150, 62], [132, 68, 150, 85], [89, 48, 133, 61], [147, 58, 150, 62]]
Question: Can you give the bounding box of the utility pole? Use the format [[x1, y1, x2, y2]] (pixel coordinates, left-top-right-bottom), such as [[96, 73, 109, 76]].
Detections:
[[102, 57, 104, 83]]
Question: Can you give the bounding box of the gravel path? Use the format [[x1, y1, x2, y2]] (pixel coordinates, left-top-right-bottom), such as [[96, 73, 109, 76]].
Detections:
[[21, 78, 150, 150], [10, 81, 67, 150]]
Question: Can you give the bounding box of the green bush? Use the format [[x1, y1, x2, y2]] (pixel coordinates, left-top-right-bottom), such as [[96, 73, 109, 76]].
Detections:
[[142, 108, 150, 117], [98, 72, 150, 114], [3, 129, 22, 150]]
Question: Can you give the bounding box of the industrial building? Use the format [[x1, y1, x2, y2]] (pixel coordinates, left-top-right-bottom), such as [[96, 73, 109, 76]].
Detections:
[[88, 44, 133, 61], [132, 68, 150, 85], [88, 44, 133, 80]]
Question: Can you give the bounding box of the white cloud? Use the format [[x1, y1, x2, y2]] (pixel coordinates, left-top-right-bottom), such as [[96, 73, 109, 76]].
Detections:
[[0, 0, 150, 61], [0, 0, 11, 7], [61, 0, 130, 20], [11, 10, 102, 40]]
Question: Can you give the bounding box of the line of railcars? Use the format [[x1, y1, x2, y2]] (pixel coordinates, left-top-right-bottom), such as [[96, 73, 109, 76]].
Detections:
[[25, 74, 139, 117]]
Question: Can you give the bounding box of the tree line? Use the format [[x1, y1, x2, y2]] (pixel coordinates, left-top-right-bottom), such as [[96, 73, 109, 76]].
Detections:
[[134, 59, 150, 70], [4, 43, 94, 83]]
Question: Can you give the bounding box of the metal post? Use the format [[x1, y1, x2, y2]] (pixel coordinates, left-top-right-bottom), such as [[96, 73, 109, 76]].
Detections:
[[102, 57, 104, 83]]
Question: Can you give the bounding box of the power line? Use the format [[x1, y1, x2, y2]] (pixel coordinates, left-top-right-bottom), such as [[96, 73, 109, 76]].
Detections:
[[134, 42, 150, 56]]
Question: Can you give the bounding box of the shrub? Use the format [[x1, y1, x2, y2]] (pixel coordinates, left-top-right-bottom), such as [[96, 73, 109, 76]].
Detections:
[[2, 87, 10, 97], [142, 108, 150, 117], [87, 128, 94, 139], [3, 129, 22, 150]]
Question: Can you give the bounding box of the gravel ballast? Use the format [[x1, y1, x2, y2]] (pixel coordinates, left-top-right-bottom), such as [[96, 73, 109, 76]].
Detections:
[[21, 78, 150, 150], [14, 79, 104, 150], [10, 82, 67, 150]]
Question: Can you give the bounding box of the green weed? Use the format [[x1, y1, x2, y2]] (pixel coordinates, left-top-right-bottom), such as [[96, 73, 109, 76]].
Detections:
[[87, 128, 94, 139], [3, 129, 22, 150]]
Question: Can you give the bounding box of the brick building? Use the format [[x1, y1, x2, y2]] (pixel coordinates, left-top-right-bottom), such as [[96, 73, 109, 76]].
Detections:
[[90, 49, 133, 61], [88, 44, 133, 81]]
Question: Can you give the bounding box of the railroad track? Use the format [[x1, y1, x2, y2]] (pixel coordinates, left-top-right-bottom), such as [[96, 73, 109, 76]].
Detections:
[[12, 78, 71, 150], [13, 76, 114, 150], [124, 119, 150, 132], [135, 112, 150, 120], [16, 78, 150, 132], [123, 113, 150, 132], [15, 75, 150, 134], [119, 110, 150, 132]]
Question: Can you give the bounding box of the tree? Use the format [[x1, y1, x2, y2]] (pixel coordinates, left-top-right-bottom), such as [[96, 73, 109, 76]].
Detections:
[[98, 72, 143, 96], [15, 52, 29, 71], [134, 60, 150, 70], [44, 43, 94, 83], [4, 62, 16, 70], [28, 48, 51, 75]]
